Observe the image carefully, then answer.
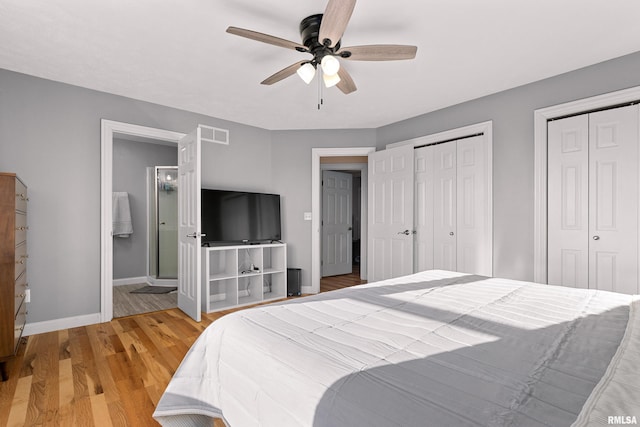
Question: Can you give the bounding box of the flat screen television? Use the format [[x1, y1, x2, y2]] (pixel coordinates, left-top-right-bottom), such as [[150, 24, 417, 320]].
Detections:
[[201, 188, 282, 244]]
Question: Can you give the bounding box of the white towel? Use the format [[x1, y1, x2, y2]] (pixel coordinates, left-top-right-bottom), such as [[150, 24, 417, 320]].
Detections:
[[113, 192, 133, 237]]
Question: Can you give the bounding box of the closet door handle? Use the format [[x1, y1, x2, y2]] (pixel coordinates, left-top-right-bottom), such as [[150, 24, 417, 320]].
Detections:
[[593, 235, 600, 240], [449, 232, 455, 236], [397, 230, 411, 235]]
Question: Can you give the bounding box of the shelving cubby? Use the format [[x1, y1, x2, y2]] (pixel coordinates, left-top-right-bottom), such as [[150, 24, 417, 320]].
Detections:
[[201, 243, 287, 313]]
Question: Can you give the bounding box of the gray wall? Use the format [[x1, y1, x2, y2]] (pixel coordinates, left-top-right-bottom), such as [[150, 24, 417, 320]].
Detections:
[[112, 138, 177, 280], [377, 50, 640, 281], [271, 129, 376, 289], [0, 68, 271, 323], [2, 48, 640, 325]]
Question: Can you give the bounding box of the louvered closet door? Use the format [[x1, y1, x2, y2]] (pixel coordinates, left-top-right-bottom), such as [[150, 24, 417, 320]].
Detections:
[[548, 104, 639, 294]]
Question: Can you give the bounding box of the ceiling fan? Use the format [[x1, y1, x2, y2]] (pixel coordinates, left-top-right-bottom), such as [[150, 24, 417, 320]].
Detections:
[[226, 0, 417, 95]]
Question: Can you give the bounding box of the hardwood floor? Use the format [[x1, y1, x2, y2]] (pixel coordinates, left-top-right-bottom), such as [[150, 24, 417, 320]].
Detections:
[[0, 268, 364, 426]]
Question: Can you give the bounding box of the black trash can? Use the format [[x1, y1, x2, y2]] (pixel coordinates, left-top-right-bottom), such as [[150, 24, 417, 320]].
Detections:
[[287, 268, 302, 296]]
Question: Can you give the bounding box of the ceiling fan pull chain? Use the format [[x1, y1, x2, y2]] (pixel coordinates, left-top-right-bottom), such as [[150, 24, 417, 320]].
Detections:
[[318, 73, 323, 110]]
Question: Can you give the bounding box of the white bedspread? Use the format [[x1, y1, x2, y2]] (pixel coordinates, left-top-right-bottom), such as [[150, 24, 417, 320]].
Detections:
[[153, 270, 638, 427]]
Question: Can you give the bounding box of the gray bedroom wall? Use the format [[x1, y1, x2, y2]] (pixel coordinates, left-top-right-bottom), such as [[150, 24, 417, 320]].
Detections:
[[270, 129, 376, 290], [0, 68, 271, 324], [377, 50, 640, 282], [112, 138, 178, 280]]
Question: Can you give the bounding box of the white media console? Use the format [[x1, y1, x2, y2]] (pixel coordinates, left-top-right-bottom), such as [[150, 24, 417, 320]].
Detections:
[[201, 243, 287, 313]]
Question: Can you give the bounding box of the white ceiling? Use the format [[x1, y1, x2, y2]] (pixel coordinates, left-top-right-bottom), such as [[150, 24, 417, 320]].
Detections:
[[2, 0, 640, 130]]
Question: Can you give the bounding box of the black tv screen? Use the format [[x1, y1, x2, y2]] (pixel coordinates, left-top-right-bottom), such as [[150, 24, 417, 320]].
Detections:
[[201, 189, 281, 244]]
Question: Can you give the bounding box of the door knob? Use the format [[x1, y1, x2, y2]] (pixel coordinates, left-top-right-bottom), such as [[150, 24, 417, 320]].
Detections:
[[593, 235, 600, 240], [449, 232, 454, 236], [397, 230, 411, 235]]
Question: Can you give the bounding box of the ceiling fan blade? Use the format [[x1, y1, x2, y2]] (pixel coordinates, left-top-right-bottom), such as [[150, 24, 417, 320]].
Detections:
[[261, 61, 307, 85], [340, 45, 417, 61], [227, 27, 307, 52], [336, 67, 357, 94], [319, 0, 357, 48]]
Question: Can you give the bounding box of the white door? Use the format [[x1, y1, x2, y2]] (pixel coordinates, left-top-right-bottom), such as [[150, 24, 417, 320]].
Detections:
[[588, 105, 638, 294], [368, 144, 414, 281], [548, 104, 639, 294], [177, 127, 202, 321], [456, 135, 491, 275], [548, 114, 590, 288], [414, 136, 492, 276], [433, 142, 457, 271], [322, 170, 353, 277], [414, 146, 434, 272]]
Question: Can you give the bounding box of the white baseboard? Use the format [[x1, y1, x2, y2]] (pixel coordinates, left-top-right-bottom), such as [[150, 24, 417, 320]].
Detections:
[[23, 312, 102, 337], [113, 276, 148, 286], [147, 277, 178, 287]]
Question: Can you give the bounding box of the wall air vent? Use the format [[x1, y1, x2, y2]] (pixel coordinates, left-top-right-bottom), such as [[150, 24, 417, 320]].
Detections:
[[199, 124, 229, 145]]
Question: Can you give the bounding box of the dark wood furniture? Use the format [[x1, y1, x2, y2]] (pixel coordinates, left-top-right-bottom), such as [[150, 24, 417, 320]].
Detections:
[[0, 173, 28, 381]]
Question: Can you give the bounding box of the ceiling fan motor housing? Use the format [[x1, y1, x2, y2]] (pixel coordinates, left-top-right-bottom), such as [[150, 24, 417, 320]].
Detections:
[[300, 14, 341, 61]]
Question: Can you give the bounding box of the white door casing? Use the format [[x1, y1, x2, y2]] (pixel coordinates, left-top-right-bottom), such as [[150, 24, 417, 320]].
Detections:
[[322, 170, 353, 277], [177, 128, 202, 322], [368, 144, 414, 281]]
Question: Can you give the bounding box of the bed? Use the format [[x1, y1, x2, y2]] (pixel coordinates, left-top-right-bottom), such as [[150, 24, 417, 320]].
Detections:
[[153, 270, 640, 427]]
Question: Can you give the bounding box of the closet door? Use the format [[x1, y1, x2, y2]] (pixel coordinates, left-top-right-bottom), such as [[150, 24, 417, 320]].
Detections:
[[433, 142, 457, 270], [456, 135, 490, 275], [548, 104, 639, 294], [547, 115, 590, 288], [588, 105, 639, 294], [414, 145, 434, 272]]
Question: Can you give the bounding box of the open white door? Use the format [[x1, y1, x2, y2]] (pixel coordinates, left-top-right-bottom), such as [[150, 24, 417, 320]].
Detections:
[[177, 127, 202, 322], [368, 144, 414, 281], [322, 170, 353, 276]]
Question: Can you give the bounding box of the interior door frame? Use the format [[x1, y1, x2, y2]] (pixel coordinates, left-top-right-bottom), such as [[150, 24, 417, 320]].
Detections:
[[533, 85, 640, 284], [321, 166, 359, 277], [312, 147, 375, 293], [100, 119, 185, 322]]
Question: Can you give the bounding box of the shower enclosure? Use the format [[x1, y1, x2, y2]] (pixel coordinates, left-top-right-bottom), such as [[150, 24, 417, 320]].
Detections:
[[148, 166, 178, 281]]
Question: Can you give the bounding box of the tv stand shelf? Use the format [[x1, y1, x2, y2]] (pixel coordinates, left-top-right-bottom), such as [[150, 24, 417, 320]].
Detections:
[[201, 243, 287, 313]]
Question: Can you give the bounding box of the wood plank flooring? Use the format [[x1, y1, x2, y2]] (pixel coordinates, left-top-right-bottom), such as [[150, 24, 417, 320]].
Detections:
[[0, 269, 364, 426], [113, 284, 177, 318]]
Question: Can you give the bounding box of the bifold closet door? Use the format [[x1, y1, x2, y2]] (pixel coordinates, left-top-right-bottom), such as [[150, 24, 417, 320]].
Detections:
[[588, 105, 638, 294], [456, 135, 490, 275], [414, 135, 490, 275], [548, 104, 639, 294], [433, 143, 457, 270], [547, 115, 590, 288], [414, 145, 434, 272]]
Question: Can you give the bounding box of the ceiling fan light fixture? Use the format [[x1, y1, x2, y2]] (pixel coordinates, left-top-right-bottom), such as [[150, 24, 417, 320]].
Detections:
[[323, 72, 341, 88], [297, 62, 316, 84], [320, 55, 340, 76]]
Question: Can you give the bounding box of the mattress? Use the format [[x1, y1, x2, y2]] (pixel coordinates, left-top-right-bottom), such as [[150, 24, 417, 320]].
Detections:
[[153, 270, 639, 427]]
